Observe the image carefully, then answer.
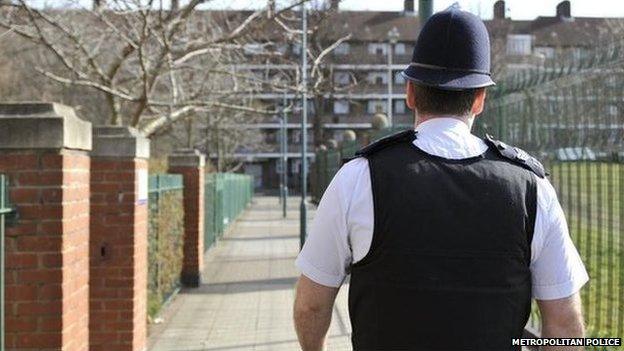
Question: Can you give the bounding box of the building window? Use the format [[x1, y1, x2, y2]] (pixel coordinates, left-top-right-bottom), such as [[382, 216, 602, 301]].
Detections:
[[334, 71, 351, 85], [276, 159, 284, 174], [367, 72, 388, 85], [265, 130, 277, 143], [276, 44, 288, 54], [394, 43, 406, 55], [367, 100, 387, 114], [534, 46, 555, 59], [506, 34, 532, 56], [335, 42, 350, 55], [571, 47, 583, 61], [292, 130, 301, 144], [333, 100, 350, 114], [394, 71, 405, 84], [394, 100, 407, 114], [292, 43, 302, 54], [244, 43, 265, 55], [292, 159, 300, 174], [368, 43, 388, 55], [290, 159, 308, 174]]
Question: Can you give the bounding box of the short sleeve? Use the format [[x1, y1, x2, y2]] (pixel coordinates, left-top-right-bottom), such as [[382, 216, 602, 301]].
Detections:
[[295, 159, 366, 287], [530, 176, 589, 300]]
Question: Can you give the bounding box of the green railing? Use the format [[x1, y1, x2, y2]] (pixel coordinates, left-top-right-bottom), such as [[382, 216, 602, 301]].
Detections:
[[147, 174, 184, 319], [310, 147, 341, 204], [310, 128, 413, 203], [478, 42, 624, 342], [0, 174, 12, 350], [204, 173, 253, 252], [370, 125, 412, 141]]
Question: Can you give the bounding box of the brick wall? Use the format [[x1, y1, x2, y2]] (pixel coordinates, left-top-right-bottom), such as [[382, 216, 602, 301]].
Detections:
[[2, 150, 90, 350], [168, 151, 205, 287], [90, 158, 147, 351]]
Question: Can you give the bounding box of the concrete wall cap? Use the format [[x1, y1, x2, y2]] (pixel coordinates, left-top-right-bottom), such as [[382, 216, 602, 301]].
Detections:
[[168, 149, 206, 168], [0, 102, 92, 151], [92, 125, 150, 159]]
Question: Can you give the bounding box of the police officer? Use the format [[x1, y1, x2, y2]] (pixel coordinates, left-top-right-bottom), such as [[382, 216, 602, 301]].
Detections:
[[293, 5, 588, 351]]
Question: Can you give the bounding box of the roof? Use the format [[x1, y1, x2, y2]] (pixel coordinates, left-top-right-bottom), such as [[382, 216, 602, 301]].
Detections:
[[285, 10, 624, 47], [486, 16, 624, 47]]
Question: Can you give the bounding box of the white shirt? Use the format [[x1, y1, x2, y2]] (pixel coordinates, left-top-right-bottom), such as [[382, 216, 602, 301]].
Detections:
[[296, 117, 589, 300]]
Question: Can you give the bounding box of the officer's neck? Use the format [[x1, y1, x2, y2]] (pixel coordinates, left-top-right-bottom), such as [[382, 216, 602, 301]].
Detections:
[[415, 114, 475, 130]]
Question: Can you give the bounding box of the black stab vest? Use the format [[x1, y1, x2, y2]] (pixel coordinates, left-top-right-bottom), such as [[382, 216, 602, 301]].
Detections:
[[348, 132, 538, 351]]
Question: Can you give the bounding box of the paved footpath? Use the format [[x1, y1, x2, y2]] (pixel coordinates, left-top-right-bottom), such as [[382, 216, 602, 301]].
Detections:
[[148, 196, 352, 351]]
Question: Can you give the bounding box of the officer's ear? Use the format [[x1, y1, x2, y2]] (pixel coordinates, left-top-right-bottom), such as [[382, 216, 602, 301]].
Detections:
[[406, 80, 416, 110], [471, 88, 487, 116]]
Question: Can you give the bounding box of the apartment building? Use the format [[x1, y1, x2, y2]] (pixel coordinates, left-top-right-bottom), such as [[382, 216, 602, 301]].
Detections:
[[226, 0, 622, 191]]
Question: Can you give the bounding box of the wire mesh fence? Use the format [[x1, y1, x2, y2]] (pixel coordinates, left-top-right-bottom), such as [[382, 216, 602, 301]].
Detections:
[[477, 40, 624, 340], [147, 174, 185, 319], [310, 140, 358, 203], [310, 128, 412, 203], [204, 173, 254, 252]]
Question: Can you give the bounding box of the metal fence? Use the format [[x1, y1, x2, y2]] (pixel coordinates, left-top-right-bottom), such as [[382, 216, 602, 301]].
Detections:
[[0, 174, 12, 350], [204, 173, 254, 252], [478, 40, 624, 340], [309, 128, 413, 203], [310, 140, 358, 203], [147, 174, 185, 318]]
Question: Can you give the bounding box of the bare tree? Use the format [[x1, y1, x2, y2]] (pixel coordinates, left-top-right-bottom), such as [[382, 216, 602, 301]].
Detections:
[[0, 0, 354, 170], [0, 0, 311, 137]]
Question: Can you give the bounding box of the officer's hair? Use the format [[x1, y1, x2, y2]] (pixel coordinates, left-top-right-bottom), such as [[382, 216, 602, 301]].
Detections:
[[411, 84, 480, 116]]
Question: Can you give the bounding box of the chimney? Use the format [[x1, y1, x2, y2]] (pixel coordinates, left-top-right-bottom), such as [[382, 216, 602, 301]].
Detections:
[[93, 0, 105, 10], [493, 0, 506, 20], [404, 0, 415, 13], [330, 0, 339, 11], [267, 0, 275, 17], [556, 1, 571, 19]]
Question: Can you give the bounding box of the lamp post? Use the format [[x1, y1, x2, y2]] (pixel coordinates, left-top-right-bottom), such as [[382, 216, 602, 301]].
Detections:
[[387, 27, 400, 127], [419, 0, 434, 28], [278, 114, 285, 204], [282, 93, 288, 218], [299, 3, 308, 249]]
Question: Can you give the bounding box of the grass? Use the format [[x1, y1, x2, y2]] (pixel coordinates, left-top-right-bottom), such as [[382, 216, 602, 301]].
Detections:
[[529, 162, 624, 342]]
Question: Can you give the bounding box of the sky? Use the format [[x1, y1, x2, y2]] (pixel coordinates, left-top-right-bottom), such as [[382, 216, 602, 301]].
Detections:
[[30, 0, 624, 19]]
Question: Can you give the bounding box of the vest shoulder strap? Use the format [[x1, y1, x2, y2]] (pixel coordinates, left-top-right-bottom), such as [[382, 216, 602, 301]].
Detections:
[[484, 134, 548, 178], [355, 129, 416, 158]]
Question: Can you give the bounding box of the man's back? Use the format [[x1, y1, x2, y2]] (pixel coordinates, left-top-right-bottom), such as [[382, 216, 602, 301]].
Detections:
[[349, 129, 535, 350]]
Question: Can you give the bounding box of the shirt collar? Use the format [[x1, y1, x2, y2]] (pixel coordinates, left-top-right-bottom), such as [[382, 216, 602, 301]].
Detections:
[[411, 116, 488, 160], [415, 117, 471, 136]]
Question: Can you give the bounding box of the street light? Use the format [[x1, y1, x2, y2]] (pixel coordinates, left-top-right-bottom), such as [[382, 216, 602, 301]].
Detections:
[[281, 93, 288, 218], [419, 0, 434, 28], [387, 26, 400, 127], [299, 3, 308, 250]]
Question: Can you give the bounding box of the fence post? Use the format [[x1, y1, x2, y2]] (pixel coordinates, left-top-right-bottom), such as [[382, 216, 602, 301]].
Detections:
[[168, 149, 205, 287], [0, 103, 92, 350], [90, 126, 150, 351]]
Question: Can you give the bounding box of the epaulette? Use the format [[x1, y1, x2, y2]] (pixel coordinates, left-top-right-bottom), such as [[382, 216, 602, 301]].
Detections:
[[355, 129, 416, 158], [484, 134, 548, 178]]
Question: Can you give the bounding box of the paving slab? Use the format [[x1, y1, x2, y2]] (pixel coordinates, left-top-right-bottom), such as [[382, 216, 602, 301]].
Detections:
[[148, 196, 352, 351]]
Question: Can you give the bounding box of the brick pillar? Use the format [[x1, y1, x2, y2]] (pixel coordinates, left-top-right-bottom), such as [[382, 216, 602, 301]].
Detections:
[[168, 149, 205, 287], [0, 103, 92, 350], [90, 126, 149, 351]]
